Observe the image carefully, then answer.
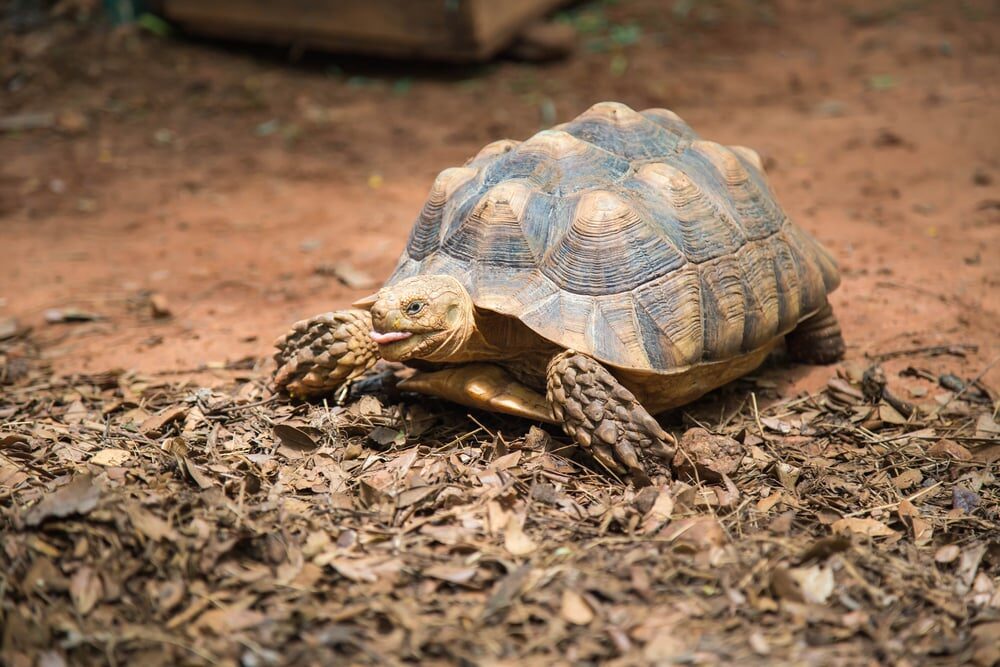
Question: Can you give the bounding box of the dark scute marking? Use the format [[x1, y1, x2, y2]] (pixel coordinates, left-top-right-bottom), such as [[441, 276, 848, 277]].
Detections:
[[625, 172, 746, 265], [439, 177, 491, 244], [589, 297, 647, 367], [632, 296, 669, 368], [783, 227, 832, 314], [547, 151, 631, 195], [681, 146, 785, 241], [698, 255, 747, 359], [561, 117, 687, 162], [631, 269, 703, 367], [540, 194, 686, 295], [519, 190, 573, 262], [481, 148, 547, 188], [639, 109, 699, 144], [738, 242, 781, 350], [387, 256, 422, 286], [406, 202, 444, 261], [440, 192, 536, 269], [770, 233, 802, 332]]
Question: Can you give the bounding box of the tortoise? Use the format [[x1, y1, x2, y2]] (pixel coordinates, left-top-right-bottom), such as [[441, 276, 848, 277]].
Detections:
[[273, 102, 845, 483]]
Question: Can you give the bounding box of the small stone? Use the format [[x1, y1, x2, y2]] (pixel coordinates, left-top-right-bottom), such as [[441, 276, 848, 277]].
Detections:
[[952, 487, 980, 513], [149, 293, 172, 319], [972, 167, 992, 186]]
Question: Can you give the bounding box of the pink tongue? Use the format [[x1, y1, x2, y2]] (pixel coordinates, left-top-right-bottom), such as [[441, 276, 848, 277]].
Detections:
[[370, 330, 413, 345]]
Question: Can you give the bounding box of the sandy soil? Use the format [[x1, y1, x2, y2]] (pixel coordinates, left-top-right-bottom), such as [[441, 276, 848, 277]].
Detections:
[[2, 0, 998, 393]]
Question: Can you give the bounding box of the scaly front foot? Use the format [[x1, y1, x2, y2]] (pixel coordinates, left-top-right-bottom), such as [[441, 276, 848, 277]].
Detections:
[[546, 351, 675, 485], [273, 309, 379, 399]]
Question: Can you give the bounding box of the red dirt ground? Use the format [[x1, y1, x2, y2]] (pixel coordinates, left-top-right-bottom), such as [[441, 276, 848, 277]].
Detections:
[[2, 0, 998, 396]]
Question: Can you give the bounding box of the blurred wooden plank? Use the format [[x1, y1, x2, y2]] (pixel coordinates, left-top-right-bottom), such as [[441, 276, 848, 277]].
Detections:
[[161, 0, 569, 62]]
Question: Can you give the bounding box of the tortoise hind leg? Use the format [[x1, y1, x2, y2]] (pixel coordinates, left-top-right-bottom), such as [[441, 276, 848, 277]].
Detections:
[[785, 301, 845, 364], [273, 309, 379, 399], [546, 351, 676, 486]]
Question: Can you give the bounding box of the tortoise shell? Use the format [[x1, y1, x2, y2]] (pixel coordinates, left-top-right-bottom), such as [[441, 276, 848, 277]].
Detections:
[[388, 102, 840, 373]]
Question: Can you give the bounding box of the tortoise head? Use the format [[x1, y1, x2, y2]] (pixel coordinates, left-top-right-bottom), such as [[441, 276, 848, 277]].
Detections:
[[353, 274, 475, 362]]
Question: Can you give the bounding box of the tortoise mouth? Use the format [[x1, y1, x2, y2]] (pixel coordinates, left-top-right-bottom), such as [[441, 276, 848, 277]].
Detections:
[[370, 330, 413, 345]]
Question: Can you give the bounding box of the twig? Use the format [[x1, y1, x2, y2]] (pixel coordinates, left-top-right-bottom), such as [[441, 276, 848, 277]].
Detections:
[[842, 481, 944, 518], [869, 343, 978, 361], [750, 392, 765, 437], [930, 355, 1000, 418]]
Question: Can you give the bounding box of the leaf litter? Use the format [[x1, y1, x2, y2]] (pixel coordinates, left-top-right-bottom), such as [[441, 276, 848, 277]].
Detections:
[[1, 335, 998, 666]]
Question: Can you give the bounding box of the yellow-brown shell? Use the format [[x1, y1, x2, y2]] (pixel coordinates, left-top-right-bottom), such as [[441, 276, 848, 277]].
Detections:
[[389, 102, 840, 374]]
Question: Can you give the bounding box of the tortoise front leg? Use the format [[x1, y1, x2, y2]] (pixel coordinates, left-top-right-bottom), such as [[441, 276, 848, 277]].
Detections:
[[398, 364, 555, 424], [273, 309, 379, 399], [546, 351, 675, 485]]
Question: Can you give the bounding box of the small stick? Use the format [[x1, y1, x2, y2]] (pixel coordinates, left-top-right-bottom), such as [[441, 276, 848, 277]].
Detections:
[[842, 481, 943, 518], [870, 343, 978, 361], [930, 355, 1000, 418]]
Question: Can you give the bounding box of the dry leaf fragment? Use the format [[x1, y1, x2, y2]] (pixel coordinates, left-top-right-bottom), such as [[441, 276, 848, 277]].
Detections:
[[24, 475, 100, 526], [328, 558, 378, 583], [126, 504, 180, 542], [561, 589, 595, 625], [975, 413, 1000, 438], [893, 468, 923, 491], [971, 621, 1000, 667], [757, 491, 783, 513], [504, 515, 537, 556], [140, 406, 188, 436], [368, 426, 405, 448], [935, 544, 960, 563], [69, 566, 103, 616], [771, 564, 834, 604], [639, 488, 674, 534], [927, 439, 973, 460], [659, 516, 726, 552], [672, 428, 743, 481], [831, 517, 897, 538], [90, 448, 131, 466], [483, 564, 532, 620], [424, 565, 478, 585], [197, 606, 268, 635]]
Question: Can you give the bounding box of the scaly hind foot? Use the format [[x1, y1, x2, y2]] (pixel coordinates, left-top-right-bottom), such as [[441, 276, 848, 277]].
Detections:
[[786, 300, 845, 365]]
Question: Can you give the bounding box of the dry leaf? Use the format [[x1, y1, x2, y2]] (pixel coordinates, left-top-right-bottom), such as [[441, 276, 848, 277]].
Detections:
[[893, 468, 923, 491], [560, 589, 595, 625], [935, 544, 960, 563], [90, 448, 131, 466], [140, 406, 188, 436], [197, 606, 268, 635], [69, 566, 103, 615], [24, 475, 101, 526], [640, 488, 674, 534], [660, 516, 726, 552], [424, 565, 478, 585], [771, 565, 834, 604], [831, 517, 898, 538], [126, 504, 180, 542], [927, 439, 973, 460], [504, 516, 537, 556]]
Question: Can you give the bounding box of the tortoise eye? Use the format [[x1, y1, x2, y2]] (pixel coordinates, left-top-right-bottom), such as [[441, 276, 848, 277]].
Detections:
[[405, 301, 425, 316]]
